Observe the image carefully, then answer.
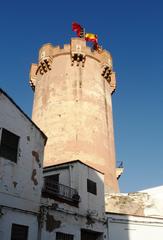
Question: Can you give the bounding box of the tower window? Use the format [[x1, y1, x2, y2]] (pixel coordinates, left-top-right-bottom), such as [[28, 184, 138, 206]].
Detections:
[[0, 128, 19, 163], [11, 224, 28, 240], [56, 232, 74, 240], [87, 179, 97, 195]]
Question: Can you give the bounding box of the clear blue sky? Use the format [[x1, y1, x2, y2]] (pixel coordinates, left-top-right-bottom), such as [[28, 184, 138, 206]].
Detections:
[[0, 0, 162, 193]]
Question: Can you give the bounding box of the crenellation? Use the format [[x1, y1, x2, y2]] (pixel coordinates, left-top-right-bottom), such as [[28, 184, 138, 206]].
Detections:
[[85, 50, 101, 63], [37, 40, 112, 63], [100, 50, 112, 67], [51, 46, 61, 56], [63, 44, 70, 51], [39, 43, 53, 61], [30, 39, 116, 93]]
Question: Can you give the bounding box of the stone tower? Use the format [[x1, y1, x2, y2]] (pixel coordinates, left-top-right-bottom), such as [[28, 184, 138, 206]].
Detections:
[[29, 38, 119, 193]]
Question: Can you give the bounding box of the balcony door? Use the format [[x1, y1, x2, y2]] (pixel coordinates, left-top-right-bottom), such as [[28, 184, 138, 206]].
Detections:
[[45, 174, 59, 193]]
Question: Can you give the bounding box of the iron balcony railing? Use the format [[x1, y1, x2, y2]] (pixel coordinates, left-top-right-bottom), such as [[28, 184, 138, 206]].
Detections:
[[43, 179, 80, 203]]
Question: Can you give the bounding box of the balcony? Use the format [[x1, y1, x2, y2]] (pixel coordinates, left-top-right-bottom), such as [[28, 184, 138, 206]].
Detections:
[[42, 179, 80, 207]]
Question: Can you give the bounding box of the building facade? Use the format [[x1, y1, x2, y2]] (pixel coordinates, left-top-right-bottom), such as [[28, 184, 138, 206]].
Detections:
[[0, 89, 46, 239], [41, 161, 106, 240]]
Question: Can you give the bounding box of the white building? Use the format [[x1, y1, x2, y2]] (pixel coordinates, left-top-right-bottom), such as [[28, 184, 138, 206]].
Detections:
[[107, 213, 163, 240], [0, 89, 47, 239], [40, 160, 106, 240]]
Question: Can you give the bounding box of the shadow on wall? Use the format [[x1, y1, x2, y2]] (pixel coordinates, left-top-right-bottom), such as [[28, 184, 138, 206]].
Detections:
[[107, 214, 130, 240], [107, 213, 163, 240]]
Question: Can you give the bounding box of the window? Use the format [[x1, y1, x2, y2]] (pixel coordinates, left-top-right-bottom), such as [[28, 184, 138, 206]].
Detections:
[[87, 179, 97, 195], [11, 224, 28, 240], [0, 128, 19, 163], [56, 232, 74, 240], [47, 174, 59, 183], [81, 229, 102, 240], [44, 174, 60, 194]]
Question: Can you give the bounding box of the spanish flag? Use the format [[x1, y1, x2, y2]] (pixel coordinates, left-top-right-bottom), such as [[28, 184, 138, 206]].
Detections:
[[85, 33, 98, 43]]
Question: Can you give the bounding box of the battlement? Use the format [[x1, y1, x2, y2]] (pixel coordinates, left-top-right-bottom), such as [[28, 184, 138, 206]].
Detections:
[[29, 38, 116, 93], [38, 38, 113, 65]]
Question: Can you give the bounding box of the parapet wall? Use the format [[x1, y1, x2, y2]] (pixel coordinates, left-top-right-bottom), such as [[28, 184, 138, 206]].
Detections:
[[30, 38, 116, 93], [105, 190, 163, 218]]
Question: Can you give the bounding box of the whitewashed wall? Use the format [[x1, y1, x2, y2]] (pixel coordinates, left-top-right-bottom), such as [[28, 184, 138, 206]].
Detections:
[[107, 213, 163, 240], [140, 186, 163, 218], [75, 162, 105, 219], [0, 91, 46, 212], [43, 161, 105, 220], [42, 161, 106, 239], [0, 207, 38, 240], [40, 207, 105, 240]]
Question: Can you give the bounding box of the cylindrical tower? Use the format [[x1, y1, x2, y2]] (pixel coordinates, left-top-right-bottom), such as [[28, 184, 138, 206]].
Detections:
[[29, 38, 118, 193]]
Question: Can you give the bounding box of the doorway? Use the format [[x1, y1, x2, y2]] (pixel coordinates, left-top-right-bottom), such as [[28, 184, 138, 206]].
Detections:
[[81, 229, 103, 240]]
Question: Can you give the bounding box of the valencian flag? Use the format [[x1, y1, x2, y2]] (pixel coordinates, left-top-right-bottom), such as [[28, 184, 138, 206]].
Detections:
[[72, 22, 85, 38]]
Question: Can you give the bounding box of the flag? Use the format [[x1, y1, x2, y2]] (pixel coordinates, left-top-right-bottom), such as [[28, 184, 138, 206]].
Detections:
[[72, 22, 84, 38], [85, 33, 98, 43], [93, 43, 102, 52], [72, 23, 100, 51]]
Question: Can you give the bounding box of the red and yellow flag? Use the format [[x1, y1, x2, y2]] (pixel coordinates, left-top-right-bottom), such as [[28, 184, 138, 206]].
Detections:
[[72, 22, 100, 51], [85, 33, 98, 43]]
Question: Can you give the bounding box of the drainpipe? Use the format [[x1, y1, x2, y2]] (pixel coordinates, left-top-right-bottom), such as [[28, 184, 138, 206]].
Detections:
[[106, 217, 110, 240], [37, 222, 41, 240], [37, 206, 46, 240], [69, 165, 73, 188]]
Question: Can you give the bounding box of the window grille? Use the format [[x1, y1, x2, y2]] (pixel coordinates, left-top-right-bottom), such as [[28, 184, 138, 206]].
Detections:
[[56, 232, 74, 240], [43, 177, 80, 203]]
